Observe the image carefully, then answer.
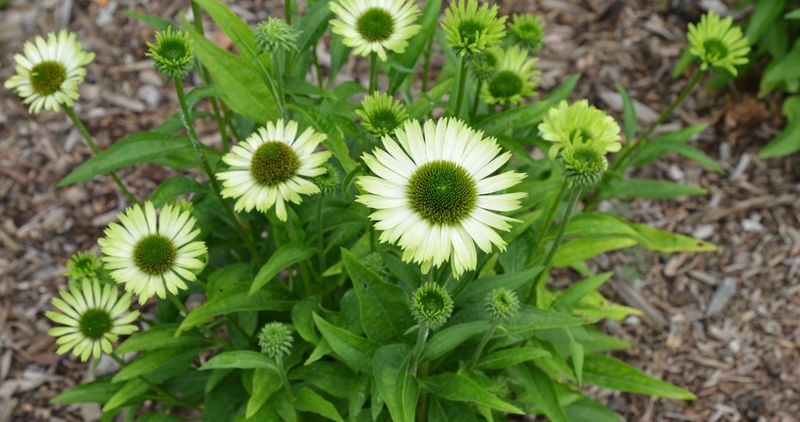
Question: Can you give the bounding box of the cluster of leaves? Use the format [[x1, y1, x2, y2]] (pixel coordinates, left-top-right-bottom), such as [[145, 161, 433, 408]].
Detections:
[[49, 0, 722, 421]]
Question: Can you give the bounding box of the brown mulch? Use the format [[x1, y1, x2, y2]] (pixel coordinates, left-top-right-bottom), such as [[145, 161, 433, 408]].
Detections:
[[1, 0, 798, 421]]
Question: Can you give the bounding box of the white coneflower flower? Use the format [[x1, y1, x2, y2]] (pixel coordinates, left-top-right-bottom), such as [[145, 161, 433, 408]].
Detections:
[[99, 202, 207, 304], [483, 46, 540, 106], [4, 30, 94, 114], [330, 0, 421, 61], [357, 118, 526, 278], [46, 280, 139, 362], [217, 119, 331, 221]]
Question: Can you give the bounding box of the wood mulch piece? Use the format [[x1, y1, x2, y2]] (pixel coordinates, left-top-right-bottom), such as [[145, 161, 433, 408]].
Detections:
[[1, 0, 798, 421]]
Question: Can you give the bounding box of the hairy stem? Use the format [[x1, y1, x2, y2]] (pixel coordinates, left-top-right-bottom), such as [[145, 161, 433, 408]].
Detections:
[[470, 79, 483, 121], [470, 323, 498, 367], [64, 106, 139, 204], [276, 356, 294, 400], [453, 58, 469, 118], [421, 36, 434, 93], [369, 53, 378, 93]]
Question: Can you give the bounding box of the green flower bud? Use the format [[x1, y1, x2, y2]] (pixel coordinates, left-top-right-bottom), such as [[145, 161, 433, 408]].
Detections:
[[64, 251, 103, 283], [258, 322, 293, 360], [442, 0, 506, 58], [314, 163, 341, 194], [485, 287, 520, 322], [146, 28, 194, 79], [509, 14, 544, 53], [411, 283, 454, 329], [255, 18, 300, 53], [561, 145, 608, 188], [355, 92, 410, 138]]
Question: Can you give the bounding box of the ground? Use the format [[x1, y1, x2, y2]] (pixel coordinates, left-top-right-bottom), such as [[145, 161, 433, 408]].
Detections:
[[0, 0, 798, 421]]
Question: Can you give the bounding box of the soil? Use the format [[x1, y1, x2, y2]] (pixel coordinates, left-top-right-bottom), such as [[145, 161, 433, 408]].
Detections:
[[0, 0, 798, 421]]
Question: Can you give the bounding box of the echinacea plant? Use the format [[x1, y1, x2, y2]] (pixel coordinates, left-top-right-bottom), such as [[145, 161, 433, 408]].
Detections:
[[8, 2, 740, 420]]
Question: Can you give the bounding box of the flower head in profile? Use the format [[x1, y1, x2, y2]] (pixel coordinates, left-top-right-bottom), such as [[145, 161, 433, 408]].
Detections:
[[330, 0, 421, 61], [146, 28, 194, 78], [255, 17, 300, 53], [442, 0, 506, 57], [4, 30, 94, 114], [218, 119, 331, 221], [539, 101, 620, 187], [64, 251, 103, 283], [356, 91, 410, 137], [411, 283, 453, 329], [483, 46, 540, 106], [509, 13, 544, 52], [485, 287, 520, 323], [357, 118, 526, 278], [258, 322, 294, 361], [687, 11, 750, 76], [46, 280, 139, 362], [99, 202, 207, 304], [314, 163, 342, 195]]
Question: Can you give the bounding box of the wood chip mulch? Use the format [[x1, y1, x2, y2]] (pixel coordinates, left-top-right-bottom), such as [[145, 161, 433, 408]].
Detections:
[[1, 0, 797, 421]]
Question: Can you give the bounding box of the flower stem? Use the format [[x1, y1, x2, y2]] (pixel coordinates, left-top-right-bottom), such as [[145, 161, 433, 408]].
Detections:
[[469, 79, 483, 121], [312, 44, 324, 88], [410, 324, 430, 377], [109, 352, 200, 410], [64, 106, 139, 205], [421, 36, 434, 93], [276, 356, 294, 399], [316, 195, 326, 272], [610, 70, 704, 176], [531, 177, 569, 258], [167, 291, 189, 316], [369, 53, 378, 93], [530, 184, 582, 306], [453, 58, 469, 119], [173, 78, 257, 257], [470, 323, 498, 367]]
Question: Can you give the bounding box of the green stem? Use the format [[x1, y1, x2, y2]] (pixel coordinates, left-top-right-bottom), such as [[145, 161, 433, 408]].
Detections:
[[531, 177, 569, 257], [109, 352, 200, 410], [311, 45, 324, 88], [284, 0, 292, 24], [168, 291, 189, 316], [173, 78, 257, 257], [64, 106, 139, 204], [276, 357, 294, 399], [410, 324, 430, 376], [453, 58, 469, 118], [421, 36, 434, 93], [191, 0, 230, 152], [369, 53, 378, 93], [470, 323, 498, 367], [469, 79, 483, 121], [610, 70, 704, 176], [316, 195, 326, 272], [531, 185, 582, 305]]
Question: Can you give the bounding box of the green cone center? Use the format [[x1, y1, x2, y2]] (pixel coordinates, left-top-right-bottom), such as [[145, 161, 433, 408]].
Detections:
[[408, 160, 477, 225], [419, 290, 447, 315], [158, 39, 189, 61], [703, 38, 729, 61], [79, 308, 113, 340], [489, 71, 523, 99], [133, 234, 176, 276], [369, 109, 401, 135], [458, 20, 484, 45], [356, 8, 395, 42], [30, 60, 67, 96], [251, 141, 299, 186]]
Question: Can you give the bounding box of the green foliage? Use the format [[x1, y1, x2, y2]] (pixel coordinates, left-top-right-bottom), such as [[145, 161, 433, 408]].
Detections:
[[41, 1, 715, 420]]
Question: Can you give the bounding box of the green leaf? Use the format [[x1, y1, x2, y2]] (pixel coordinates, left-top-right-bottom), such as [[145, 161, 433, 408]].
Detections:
[[761, 117, 800, 158], [343, 249, 414, 342], [616, 84, 637, 142], [506, 305, 585, 332], [372, 344, 418, 422], [112, 348, 199, 383], [199, 351, 277, 371], [746, 0, 786, 44], [583, 354, 696, 399], [116, 324, 207, 354], [179, 284, 293, 333], [786, 9, 800, 19], [59, 133, 207, 186], [762, 41, 800, 86], [312, 313, 377, 373], [387, 0, 442, 92], [103, 379, 148, 411], [456, 267, 542, 304], [149, 176, 205, 208], [568, 332, 585, 384], [475, 347, 551, 370], [193, 0, 261, 62], [293, 0, 333, 59], [420, 321, 490, 362], [553, 272, 613, 310], [250, 243, 315, 294], [631, 223, 716, 252], [293, 388, 345, 422], [246, 368, 282, 419], [122, 9, 174, 30], [553, 237, 638, 267], [51, 376, 121, 404], [671, 46, 695, 79], [565, 398, 623, 422], [187, 27, 279, 124], [600, 179, 707, 200], [419, 373, 523, 414], [509, 365, 568, 422]]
